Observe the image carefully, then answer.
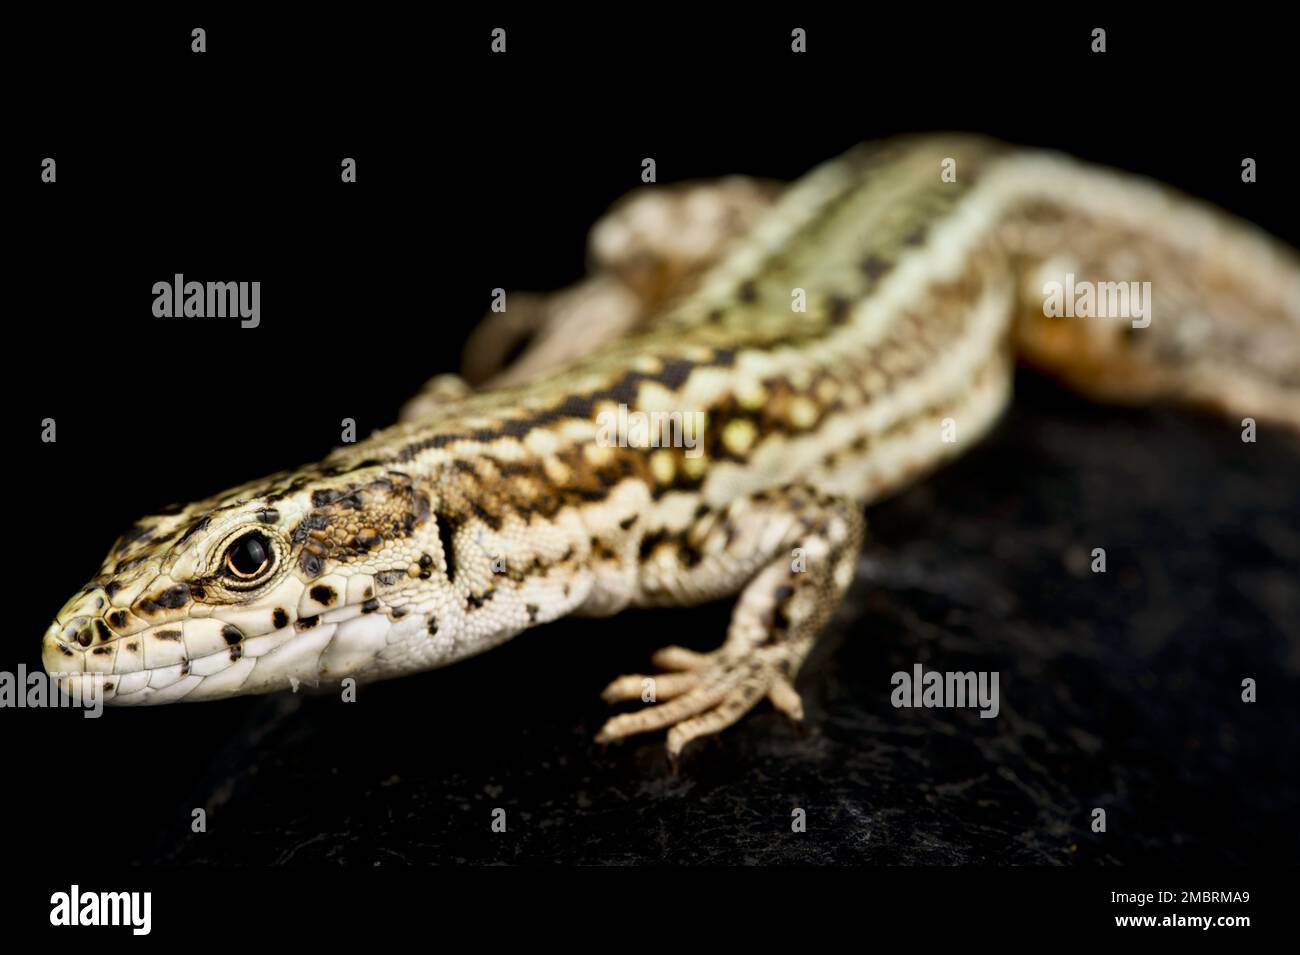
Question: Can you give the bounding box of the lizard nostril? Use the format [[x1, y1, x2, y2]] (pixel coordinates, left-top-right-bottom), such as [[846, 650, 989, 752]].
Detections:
[[43, 620, 87, 677], [60, 617, 94, 648]]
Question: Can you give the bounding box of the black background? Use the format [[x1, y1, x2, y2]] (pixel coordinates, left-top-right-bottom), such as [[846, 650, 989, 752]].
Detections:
[[3, 5, 1297, 927]]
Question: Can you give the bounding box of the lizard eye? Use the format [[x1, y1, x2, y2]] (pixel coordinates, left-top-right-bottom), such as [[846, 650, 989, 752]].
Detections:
[[224, 532, 273, 580]]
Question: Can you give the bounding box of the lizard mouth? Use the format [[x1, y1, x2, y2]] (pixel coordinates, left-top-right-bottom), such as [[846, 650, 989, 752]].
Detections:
[[42, 616, 300, 705], [41, 599, 396, 705]]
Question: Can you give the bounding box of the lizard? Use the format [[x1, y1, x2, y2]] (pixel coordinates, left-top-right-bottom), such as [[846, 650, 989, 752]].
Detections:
[[41, 135, 1300, 759]]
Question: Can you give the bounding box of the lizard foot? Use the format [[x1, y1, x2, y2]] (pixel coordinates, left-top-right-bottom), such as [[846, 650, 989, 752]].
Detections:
[[595, 643, 807, 759]]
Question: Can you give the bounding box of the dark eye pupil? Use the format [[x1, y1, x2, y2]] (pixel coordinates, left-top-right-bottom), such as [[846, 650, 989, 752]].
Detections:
[[227, 533, 270, 577]]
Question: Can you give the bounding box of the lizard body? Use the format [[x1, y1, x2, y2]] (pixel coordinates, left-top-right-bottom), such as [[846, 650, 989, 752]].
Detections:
[[42, 136, 1300, 756]]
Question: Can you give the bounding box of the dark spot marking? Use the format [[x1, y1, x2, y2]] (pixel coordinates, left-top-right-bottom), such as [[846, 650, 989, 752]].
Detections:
[[189, 584, 207, 601], [272, 608, 289, 629], [362, 598, 379, 613], [94, 620, 112, 643], [657, 358, 695, 390], [619, 515, 638, 530], [222, 625, 243, 645], [419, 553, 433, 568], [93, 647, 112, 656], [108, 610, 128, 630], [376, 570, 400, 587], [126, 642, 139, 652], [256, 508, 280, 524], [309, 585, 337, 606], [471, 502, 502, 532], [639, 529, 672, 560], [827, 295, 850, 326], [859, 254, 891, 281], [427, 618, 439, 635], [392, 607, 409, 619], [299, 551, 324, 578], [230, 645, 243, 662], [738, 280, 758, 303], [104, 581, 121, 599], [526, 604, 539, 623], [155, 629, 182, 641], [298, 615, 319, 630], [156, 585, 189, 610]]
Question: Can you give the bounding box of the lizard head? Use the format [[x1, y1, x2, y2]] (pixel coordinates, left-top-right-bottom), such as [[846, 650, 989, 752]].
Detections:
[[41, 460, 449, 705]]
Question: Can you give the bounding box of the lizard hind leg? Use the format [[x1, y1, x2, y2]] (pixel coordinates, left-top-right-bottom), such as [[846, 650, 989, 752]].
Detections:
[[462, 176, 782, 389], [1000, 174, 1300, 433], [396, 372, 475, 424], [597, 486, 865, 760]]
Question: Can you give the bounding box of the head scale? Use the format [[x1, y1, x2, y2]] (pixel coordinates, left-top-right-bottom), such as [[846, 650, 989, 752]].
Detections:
[[42, 462, 446, 705]]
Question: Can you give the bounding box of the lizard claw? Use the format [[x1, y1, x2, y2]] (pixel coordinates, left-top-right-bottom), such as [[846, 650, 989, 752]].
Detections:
[[595, 647, 802, 757]]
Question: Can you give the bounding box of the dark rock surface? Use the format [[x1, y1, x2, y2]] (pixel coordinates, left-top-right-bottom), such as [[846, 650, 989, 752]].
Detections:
[[134, 373, 1297, 865]]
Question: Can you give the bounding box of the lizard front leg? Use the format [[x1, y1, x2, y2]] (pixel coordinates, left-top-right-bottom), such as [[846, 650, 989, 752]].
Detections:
[[597, 485, 864, 759]]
